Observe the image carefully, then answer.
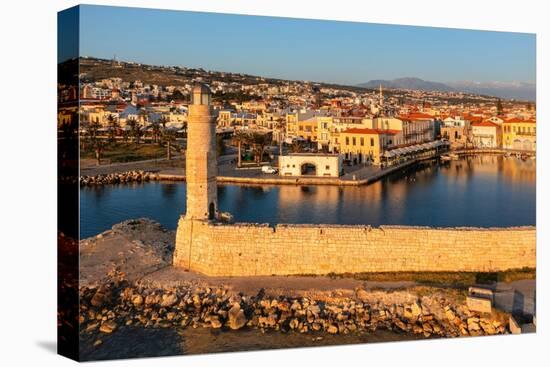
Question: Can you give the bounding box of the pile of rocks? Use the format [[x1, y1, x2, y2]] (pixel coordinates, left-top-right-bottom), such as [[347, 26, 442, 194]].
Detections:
[[79, 281, 509, 338], [80, 171, 157, 186]]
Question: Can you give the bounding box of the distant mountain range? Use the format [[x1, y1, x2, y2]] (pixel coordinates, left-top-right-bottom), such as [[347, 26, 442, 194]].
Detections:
[[357, 77, 535, 101]]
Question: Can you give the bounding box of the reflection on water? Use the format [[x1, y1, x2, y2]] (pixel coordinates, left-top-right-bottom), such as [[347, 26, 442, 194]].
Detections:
[[80, 156, 535, 239]]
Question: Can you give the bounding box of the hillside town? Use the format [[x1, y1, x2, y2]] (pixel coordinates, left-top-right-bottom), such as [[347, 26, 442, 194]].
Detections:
[[59, 57, 536, 178]]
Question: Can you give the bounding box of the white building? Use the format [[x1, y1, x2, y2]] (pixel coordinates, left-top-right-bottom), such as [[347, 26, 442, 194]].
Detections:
[[279, 153, 343, 177]]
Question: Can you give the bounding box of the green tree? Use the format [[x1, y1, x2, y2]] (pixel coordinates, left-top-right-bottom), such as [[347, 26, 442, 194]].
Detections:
[[248, 131, 272, 164], [106, 114, 119, 143], [160, 128, 178, 160], [127, 118, 142, 144], [497, 99, 504, 115], [290, 140, 304, 153], [232, 130, 248, 168], [150, 120, 161, 144], [92, 140, 107, 166], [85, 120, 106, 166]]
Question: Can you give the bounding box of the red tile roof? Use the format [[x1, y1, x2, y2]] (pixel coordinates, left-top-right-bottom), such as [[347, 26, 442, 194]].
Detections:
[[504, 118, 536, 124], [399, 112, 434, 121], [343, 128, 400, 135], [471, 120, 499, 128]]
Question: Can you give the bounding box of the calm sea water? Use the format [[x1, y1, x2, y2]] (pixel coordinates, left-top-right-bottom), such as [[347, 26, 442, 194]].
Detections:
[[80, 155, 536, 239]]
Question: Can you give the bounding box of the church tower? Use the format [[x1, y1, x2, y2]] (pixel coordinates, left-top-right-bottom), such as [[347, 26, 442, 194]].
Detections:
[[184, 83, 218, 220]]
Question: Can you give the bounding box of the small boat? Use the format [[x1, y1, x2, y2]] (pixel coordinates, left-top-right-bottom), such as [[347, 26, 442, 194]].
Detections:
[[448, 153, 460, 160], [530, 155, 536, 160], [504, 152, 512, 158], [440, 154, 452, 161]]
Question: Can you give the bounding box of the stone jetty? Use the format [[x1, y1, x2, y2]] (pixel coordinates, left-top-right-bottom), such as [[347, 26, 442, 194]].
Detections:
[[80, 170, 157, 186], [79, 280, 509, 339]]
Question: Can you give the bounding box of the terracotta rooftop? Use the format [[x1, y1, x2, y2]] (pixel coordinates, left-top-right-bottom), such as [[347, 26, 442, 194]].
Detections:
[[504, 118, 536, 124], [343, 128, 400, 135], [471, 120, 499, 128]]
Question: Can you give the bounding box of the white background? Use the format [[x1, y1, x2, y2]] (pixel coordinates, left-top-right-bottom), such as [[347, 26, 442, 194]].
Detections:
[[0, 0, 548, 365]]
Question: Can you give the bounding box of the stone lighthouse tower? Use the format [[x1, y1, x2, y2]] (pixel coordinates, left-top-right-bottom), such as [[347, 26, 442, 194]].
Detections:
[[184, 83, 218, 220], [174, 83, 218, 269]]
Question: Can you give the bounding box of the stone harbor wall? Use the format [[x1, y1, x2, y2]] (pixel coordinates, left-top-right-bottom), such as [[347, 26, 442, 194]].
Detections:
[[173, 218, 536, 277]]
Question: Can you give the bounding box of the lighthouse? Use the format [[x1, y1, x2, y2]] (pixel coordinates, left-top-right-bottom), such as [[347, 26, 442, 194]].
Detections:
[[184, 83, 217, 220]]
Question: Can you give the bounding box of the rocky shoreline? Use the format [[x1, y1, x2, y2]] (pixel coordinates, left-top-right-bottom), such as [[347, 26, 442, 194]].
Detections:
[[80, 279, 509, 344], [80, 170, 158, 186]]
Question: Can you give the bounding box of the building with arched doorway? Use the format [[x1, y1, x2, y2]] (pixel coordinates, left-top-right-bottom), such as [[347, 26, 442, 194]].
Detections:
[[279, 153, 343, 177]]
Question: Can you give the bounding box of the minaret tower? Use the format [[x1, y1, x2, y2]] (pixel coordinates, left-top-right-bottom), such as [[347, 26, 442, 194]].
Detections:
[[184, 83, 218, 220], [379, 83, 383, 107]]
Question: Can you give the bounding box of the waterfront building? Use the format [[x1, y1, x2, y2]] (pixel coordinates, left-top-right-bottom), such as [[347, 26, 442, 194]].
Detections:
[[327, 116, 372, 152], [279, 153, 342, 177], [371, 117, 407, 146], [285, 110, 329, 142], [471, 120, 501, 148], [440, 116, 471, 147], [502, 118, 536, 151], [339, 128, 399, 165], [398, 113, 436, 144], [316, 116, 335, 151], [295, 116, 319, 143]]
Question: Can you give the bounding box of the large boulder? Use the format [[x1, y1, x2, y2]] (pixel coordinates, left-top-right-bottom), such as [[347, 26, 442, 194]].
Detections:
[[160, 293, 178, 308], [228, 304, 247, 330]]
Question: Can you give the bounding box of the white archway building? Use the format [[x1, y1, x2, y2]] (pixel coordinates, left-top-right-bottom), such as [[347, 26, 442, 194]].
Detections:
[[279, 153, 343, 177]]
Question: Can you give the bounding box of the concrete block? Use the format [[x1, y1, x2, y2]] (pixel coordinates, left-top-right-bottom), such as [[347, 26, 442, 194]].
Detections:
[[509, 315, 521, 335], [468, 287, 494, 301], [467, 295, 492, 313]]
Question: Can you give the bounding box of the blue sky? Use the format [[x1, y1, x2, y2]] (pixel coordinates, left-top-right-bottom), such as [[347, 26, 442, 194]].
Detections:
[[73, 5, 535, 85]]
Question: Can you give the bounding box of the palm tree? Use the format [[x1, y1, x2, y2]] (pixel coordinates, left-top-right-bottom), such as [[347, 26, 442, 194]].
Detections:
[[84, 119, 106, 165], [127, 118, 142, 144], [232, 130, 248, 168], [92, 139, 107, 166], [161, 128, 177, 160], [249, 131, 272, 164], [106, 114, 119, 143], [150, 120, 161, 144], [290, 140, 304, 153]]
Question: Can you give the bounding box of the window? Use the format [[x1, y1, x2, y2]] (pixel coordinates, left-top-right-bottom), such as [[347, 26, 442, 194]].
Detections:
[[325, 165, 330, 170], [352, 137, 356, 146], [345, 137, 349, 145], [360, 137, 364, 146], [370, 138, 374, 146]]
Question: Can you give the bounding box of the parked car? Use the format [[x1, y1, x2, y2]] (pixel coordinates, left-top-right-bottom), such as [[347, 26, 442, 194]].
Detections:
[[261, 165, 278, 174]]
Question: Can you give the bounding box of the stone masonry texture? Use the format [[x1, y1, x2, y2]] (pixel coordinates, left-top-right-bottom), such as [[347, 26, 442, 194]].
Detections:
[[174, 218, 536, 276]]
